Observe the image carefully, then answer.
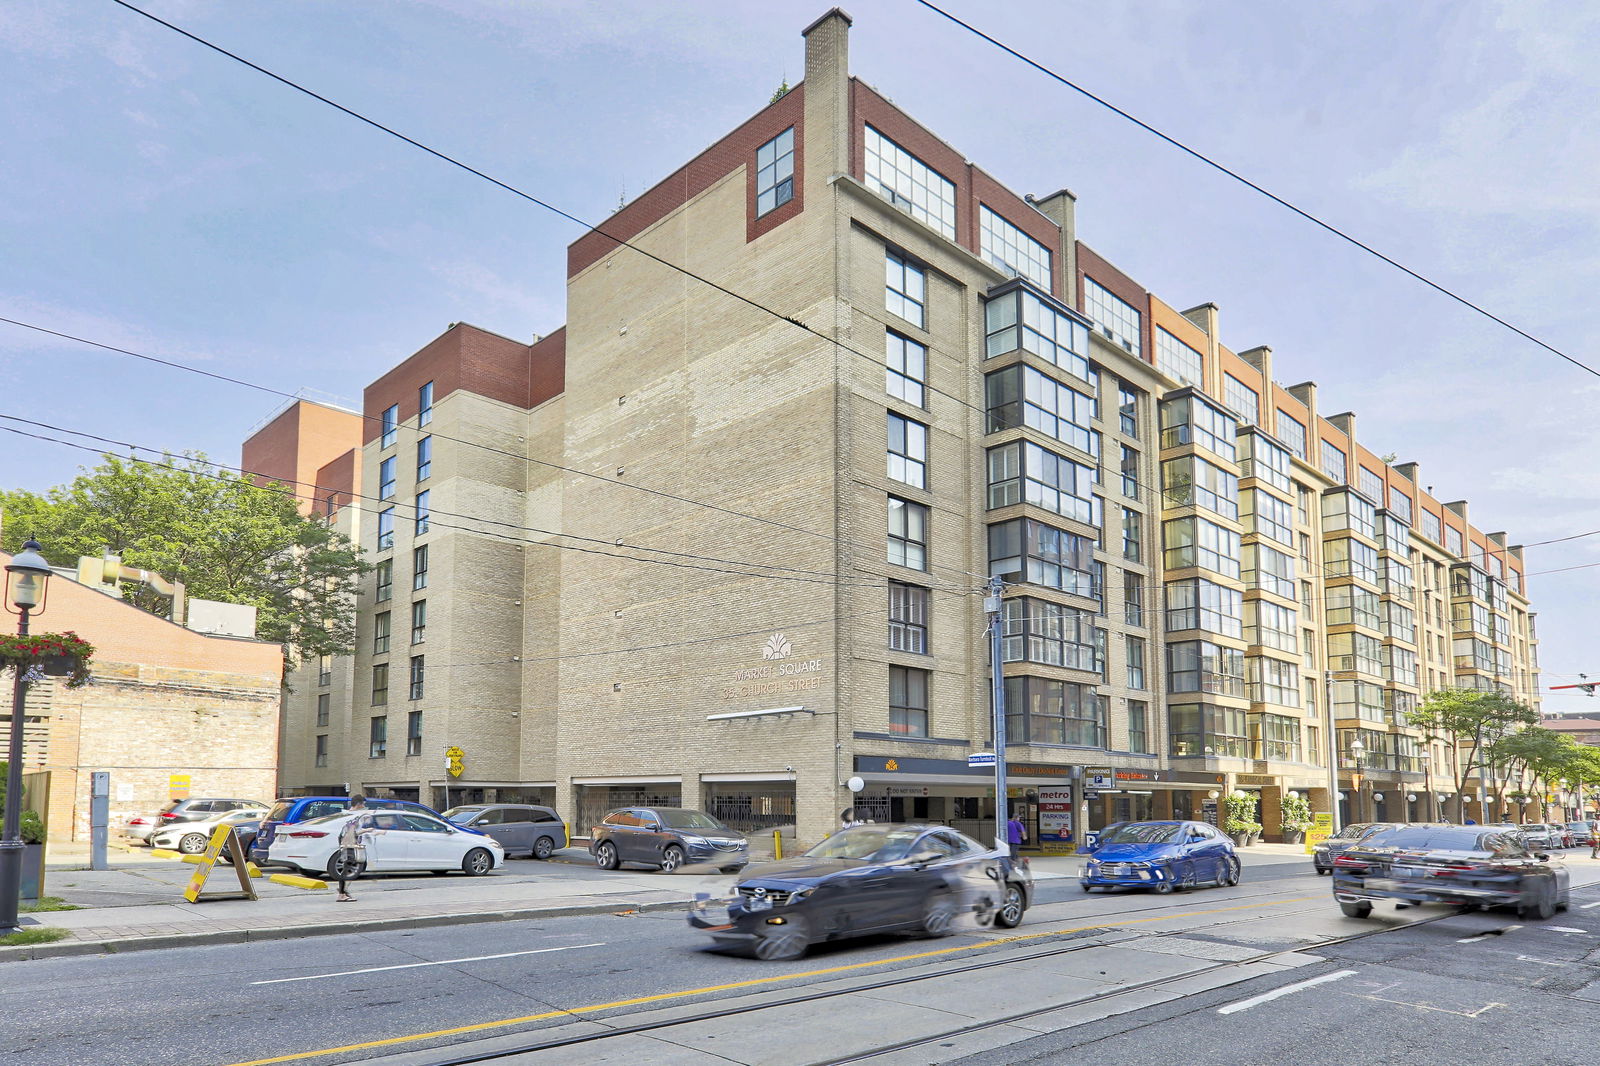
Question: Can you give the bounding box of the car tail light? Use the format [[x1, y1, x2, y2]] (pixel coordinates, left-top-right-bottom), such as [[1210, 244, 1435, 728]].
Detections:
[[1333, 856, 1370, 871], [284, 830, 328, 839], [159, 812, 181, 821]]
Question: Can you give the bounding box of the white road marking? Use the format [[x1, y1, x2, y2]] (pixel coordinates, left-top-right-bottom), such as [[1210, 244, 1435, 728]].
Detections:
[[1580, 901, 1600, 909], [251, 943, 606, 984], [1217, 969, 1356, 1014], [1546, 926, 1585, 933], [1456, 935, 1490, 943]]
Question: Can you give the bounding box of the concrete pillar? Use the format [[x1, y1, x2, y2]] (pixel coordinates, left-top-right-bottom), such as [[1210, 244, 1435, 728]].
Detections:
[[1260, 787, 1284, 842]]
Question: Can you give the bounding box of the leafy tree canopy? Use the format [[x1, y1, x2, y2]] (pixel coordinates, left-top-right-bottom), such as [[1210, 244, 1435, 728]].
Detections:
[[1, 453, 366, 668]]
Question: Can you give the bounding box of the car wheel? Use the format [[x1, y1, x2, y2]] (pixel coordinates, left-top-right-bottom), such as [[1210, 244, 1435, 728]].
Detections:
[[1154, 880, 1175, 894], [462, 848, 494, 877], [921, 895, 958, 937], [1339, 900, 1372, 919], [178, 833, 208, 855], [533, 836, 555, 860], [595, 841, 619, 871], [1315, 866, 1330, 876], [658, 845, 687, 873], [1518, 882, 1555, 921], [995, 884, 1026, 928], [327, 852, 364, 881], [1222, 857, 1241, 887], [754, 918, 809, 961]]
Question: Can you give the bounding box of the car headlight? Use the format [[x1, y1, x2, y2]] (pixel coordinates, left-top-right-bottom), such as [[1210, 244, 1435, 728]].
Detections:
[[786, 887, 814, 903]]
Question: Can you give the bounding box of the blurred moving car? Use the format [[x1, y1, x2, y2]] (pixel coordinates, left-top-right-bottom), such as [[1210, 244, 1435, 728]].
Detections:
[[252, 796, 481, 866], [1515, 823, 1563, 849], [442, 804, 568, 859], [267, 809, 504, 879], [1311, 822, 1398, 875], [1565, 822, 1595, 848], [1332, 823, 1570, 920], [125, 798, 267, 844], [590, 807, 747, 873], [149, 807, 265, 855], [1080, 821, 1239, 894], [688, 824, 1031, 960]]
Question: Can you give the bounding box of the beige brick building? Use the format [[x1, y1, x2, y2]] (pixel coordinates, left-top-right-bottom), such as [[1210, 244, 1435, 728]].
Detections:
[[252, 9, 1539, 847]]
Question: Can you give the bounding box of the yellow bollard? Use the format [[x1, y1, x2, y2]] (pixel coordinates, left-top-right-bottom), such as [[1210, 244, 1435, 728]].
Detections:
[[268, 873, 328, 891], [773, 830, 782, 861]]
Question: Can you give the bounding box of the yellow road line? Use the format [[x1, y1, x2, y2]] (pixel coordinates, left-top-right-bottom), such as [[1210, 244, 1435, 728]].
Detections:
[[223, 895, 1315, 1066]]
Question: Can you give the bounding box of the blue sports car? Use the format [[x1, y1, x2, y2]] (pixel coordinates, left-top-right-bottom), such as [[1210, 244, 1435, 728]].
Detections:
[[1080, 820, 1240, 894]]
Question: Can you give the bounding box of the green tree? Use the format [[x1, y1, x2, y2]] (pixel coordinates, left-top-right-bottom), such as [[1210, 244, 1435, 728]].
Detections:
[[1491, 727, 1576, 814], [1407, 688, 1538, 821], [1, 453, 366, 668]]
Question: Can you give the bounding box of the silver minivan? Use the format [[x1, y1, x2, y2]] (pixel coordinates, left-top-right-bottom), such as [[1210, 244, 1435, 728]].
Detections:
[[442, 804, 568, 859]]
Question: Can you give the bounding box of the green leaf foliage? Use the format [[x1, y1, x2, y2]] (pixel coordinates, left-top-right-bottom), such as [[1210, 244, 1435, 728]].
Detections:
[[1, 453, 367, 668]]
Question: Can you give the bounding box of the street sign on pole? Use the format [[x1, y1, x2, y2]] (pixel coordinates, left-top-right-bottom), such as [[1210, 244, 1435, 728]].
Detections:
[[968, 752, 996, 768]]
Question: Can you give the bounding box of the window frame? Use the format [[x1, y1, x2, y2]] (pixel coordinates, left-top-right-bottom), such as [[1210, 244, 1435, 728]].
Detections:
[[755, 126, 796, 217]]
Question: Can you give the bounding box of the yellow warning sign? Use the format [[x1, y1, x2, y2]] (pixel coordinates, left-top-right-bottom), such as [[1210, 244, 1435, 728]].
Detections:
[[182, 823, 257, 903], [446, 745, 465, 778]]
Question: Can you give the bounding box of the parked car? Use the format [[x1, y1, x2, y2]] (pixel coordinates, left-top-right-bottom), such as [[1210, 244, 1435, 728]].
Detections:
[[688, 823, 1031, 960], [1515, 823, 1562, 849], [1332, 823, 1570, 920], [590, 807, 747, 873], [149, 806, 266, 855], [1311, 822, 1398, 875], [442, 804, 569, 859], [1079, 821, 1239, 894], [252, 796, 481, 866], [1565, 822, 1596, 848], [267, 809, 504, 879], [122, 813, 161, 844], [1549, 824, 1575, 848], [126, 798, 266, 844]]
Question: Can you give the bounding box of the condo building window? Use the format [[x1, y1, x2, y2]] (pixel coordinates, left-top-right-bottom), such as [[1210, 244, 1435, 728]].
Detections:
[[888, 582, 929, 654], [1386, 645, 1418, 687], [1162, 516, 1241, 578], [414, 490, 430, 535], [979, 205, 1052, 289], [1325, 537, 1380, 584], [984, 364, 1098, 456], [375, 560, 393, 602], [1121, 508, 1142, 562], [317, 654, 332, 687], [863, 125, 956, 239], [1161, 456, 1239, 521], [407, 711, 423, 756], [1275, 411, 1307, 460], [1119, 445, 1139, 498], [1124, 571, 1143, 627], [1155, 329, 1204, 388], [1118, 382, 1140, 438], [1237, 432, 1291, 493], [379, 456, 397, 501], [1169, 703, 1247, 758], [418, 381, 434, 426], [988, 441, 1100, 526], [412, 545, 428, 590], [1303, 630, 1318, 670], [1127, 636, 1146, 689], [1083, 278, 1142, 357], [1251, 714, 1301, 761], [369, 715, 387, 758], [377, 507, 394, 552], [886, 331, 927, 407], [1242, 542, 1296, 599], [1322, 488, 1377, 539], [316, 694, 330, 728], [889, 664, 929, 737], [1381, 557, 1414, 597], [1001, 597, 1105, 672], [1357, 466, 1385, 505], [1330, 631, 1385, 677], [381, 404, 399, 449], [1388, 488, 1412, 524], [411, 600, 427, 645], [887, 412, 928, 489], [1166, 640, 1246, 699], [1003, 676, 1106, 747], [887, 496, 929, 571], [987, 518, 1097, 598], [1385, 600, 1416, 643], [315, 734, 328, 768], [755, 127, 795, 216], [1321, 445, 1347, 485], [885, 251, 926, 327], [1160, 394, 1237, 460], [417, 436, 432, 481], [1444, 525, 1464, 557], [1128, 701, 1151, 753], [1246, 599, 1299, 653], [1247, 657, 1301, 707], [409, 655, 425, 700], [372, 663, 389, 707], [1241, 488, 1293, 547], [373, 611, 391, 655], [1420, 509, 1442, 546], [1165, 579, 1243, 638], [1223, 374, 1258, 425], [984, 287, 1090, 382], [1334, 680, 1388, 724]]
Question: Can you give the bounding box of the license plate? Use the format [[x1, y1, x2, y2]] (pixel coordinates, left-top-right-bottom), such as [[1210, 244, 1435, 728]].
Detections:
[[1391, 866, 1424, 879], [744, 895, 772, 912]]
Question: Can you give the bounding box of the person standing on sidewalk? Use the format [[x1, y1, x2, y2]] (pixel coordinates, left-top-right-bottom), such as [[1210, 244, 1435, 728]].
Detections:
[[1589, 817, 1600, 860], [336, 794, 373, 902], [1006, 809, 1027, 861]]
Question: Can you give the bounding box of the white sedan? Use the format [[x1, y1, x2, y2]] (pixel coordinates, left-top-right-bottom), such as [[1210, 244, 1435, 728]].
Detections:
[[267, 809, 504, 879]]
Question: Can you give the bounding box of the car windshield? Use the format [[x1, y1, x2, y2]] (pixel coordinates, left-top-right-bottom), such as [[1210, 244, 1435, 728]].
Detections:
[[1098, 823, 1184, 845], [659, 810, 725, 830], [806, 826, 926, 862], [1360, 827, 1500, 851], [441, 807, 485, 823], [265, 801, 293, 822]]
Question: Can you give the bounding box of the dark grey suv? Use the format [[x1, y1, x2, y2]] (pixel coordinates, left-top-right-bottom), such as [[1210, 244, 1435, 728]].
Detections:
[[590, 807, 748, 873], [442, 804, 568, 859]]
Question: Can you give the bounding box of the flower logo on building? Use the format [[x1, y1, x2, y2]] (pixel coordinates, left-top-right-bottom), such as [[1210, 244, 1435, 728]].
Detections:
[[761, 633, 793, 661], [885, 759, 899, 771]]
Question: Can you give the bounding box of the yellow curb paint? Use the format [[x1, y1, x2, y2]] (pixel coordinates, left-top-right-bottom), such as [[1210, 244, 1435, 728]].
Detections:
[[246, 863, 262, 878], [219, 895, 1315, 1066], [267, 874, 327, 891], [150, 849, 182, 860]]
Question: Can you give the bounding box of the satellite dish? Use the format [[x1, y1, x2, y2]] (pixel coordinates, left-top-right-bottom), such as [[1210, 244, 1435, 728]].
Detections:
[[846, 776, 865, 793]]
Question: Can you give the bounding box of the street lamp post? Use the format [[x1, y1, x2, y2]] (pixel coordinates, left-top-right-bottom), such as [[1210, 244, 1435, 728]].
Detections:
[[1349, 737, 1366, 825], [2, 539, 53, 934], [1420, 751, 1434, 822]]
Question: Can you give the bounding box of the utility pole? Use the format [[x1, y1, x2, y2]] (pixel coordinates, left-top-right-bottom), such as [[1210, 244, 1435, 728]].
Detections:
[[1323, 670, 1341, 832], [987, 577, 1008, 853]]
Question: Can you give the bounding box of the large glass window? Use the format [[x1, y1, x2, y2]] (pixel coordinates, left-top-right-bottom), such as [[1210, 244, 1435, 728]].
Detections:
[[985, 365, 1097, 455], [416, 436, 432, 482], [888, 582, 929, 654], [373, 611, 391, 655], [409, 655, 425, 700], [411, 600, 427, 645], [1124, 571, 1144, 627], [315, 733, 328, 767], [1325, 537, 1380, 584], [1127, 636, 1146, 690], [414, 491, 430, 536], [1321, 444, 1347, 485], [1003, 676, 1106, 747], [1160, 394, 1237, 460], [369, 715, 387, 758], [1083, 277, 1142, 357], [1120, 445, 1139, 498], [379, 456, 397, 501], [1386, 644, 1418, 687], [1330, 631, 1385, 677], [988, 441, 1100, 526], [1223, 374, 1258, 425], [1275, 411, 1307, 460], [1385, 600, 1416, 643], [1118, 382, 1140, 438], [863, 125, 956, 238], [1128, 701, 1151, 753], [1246, 599, 1299, 653], [380, 404, 398, 449], [1388, 489, 1412, 524], [1323, 489, 1377, 539], [1122, 507, 1142, 562], [980, 205, 1052, 288], [1251, 713, 1301, 761], [1240, 488, 1293, 547], [375, 559, 393, 602], [884, 251, 927, 328], [418, 381, 433, 427], [887, 412, 928, 488], [1326, 584, 1381, 630], [412, 545, 428, 591], [407, 711, 423, 756], [1358, 465, 1385, 505], [888, 497, 929, 570], [1162, 456, 1239, 520], [984, 288, 1090, 382], [1163, 516, 1241, 578], [890, 665, 929, 737], [371, 663, 389, 707], [1166, 641, 1245, 698], [1421, 509, 1442, 545], [1165, 578, 1244, 638], [1247, 657, 1300, 707], [987, 518, 1097, 598], [1242, 542, 1295, 599], [1237, 432, 1291, 493], [1001, 598, 1104, 672], [886, 331, 926, 407], [1169, 703, 1248, 758], [1334, 682, 1388, 724], [755, 127, 795, 216], [316, 693, 329, 727], [1155, 328, 1204, 388], [1444, 525, 1464, 557]]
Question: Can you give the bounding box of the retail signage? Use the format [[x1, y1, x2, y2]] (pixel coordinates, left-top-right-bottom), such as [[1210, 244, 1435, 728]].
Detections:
[[1305, 811, 1335, 854], [1085, 766, 1115, 789], [721, 633, 828, 700], [168, 773, 191, 800], [1037, 786, 1074, 854]]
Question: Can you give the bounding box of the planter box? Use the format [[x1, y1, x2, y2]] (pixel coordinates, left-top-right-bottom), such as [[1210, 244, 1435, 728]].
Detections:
[[1282, 829, 1305, 845]]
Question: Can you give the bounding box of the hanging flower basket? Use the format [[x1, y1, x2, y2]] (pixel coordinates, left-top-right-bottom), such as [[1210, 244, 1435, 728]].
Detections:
[[0, 631, 95, 688]]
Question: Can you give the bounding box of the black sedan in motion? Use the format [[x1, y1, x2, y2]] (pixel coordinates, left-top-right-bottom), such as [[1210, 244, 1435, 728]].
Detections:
[[1311, 822, 1397, 875], [1332, 823, 1570, 921], [688, 824, 1032, 961]]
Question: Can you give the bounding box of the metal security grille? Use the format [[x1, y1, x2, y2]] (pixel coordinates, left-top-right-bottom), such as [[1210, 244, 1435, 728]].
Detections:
[[707, 786, 796, 833], [576, 785, 681, 834]]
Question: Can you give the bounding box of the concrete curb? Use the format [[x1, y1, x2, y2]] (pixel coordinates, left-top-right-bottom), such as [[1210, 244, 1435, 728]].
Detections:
[[0, 896, 689, 964]]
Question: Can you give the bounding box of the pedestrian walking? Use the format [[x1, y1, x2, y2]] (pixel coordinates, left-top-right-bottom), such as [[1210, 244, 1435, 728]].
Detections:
[[336, 793, 372, 902], [840, 807, 865, 830], [1006, 809, 1027, 861], [1589, 818, 1599, 860]]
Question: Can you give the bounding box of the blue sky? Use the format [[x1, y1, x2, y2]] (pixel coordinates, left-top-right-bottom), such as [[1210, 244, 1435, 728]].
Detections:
[[3, 1, 1597, 713]]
